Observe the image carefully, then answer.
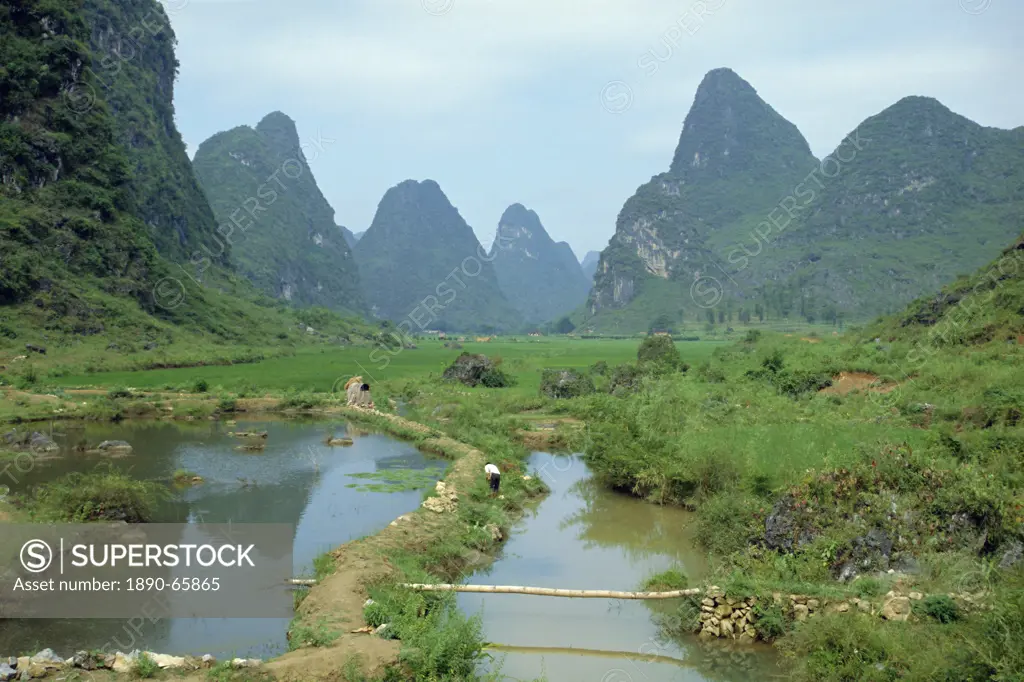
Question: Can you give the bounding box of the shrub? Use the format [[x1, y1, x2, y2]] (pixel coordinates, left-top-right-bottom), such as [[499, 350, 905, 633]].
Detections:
[[607, 363, 644, 396], [29, 471, 167, 522], [131, 652, 160, 679], [637, 335, 682, 369], [107, 386, 132, 399], [192, 378, 209, 393], [478, 367, 516, 388], [589, 360, 609, 376], [916, 594, 960, 624], [539, 369, 595, 399]]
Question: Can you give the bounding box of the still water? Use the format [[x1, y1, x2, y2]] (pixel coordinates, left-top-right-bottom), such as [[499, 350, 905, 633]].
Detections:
[[461, 452, 781, 682], [1, 419, 444, 659]]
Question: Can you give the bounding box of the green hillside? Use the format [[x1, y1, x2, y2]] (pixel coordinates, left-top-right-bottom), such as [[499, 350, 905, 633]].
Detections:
[[583, 68, 1024, 334], [192, 112, 364, 314], [0, 0, 373, 370]]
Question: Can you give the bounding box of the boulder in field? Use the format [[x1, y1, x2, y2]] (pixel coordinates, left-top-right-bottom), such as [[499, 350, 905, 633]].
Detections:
[[539, 369, 594, 399]]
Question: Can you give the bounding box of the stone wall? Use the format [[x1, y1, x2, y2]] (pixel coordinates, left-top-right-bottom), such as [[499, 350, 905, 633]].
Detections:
[[695, 585, 950, 642]]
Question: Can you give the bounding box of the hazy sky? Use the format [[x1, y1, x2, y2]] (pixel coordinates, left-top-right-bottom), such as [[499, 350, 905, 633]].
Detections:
[[167, 0, 1022, 259]]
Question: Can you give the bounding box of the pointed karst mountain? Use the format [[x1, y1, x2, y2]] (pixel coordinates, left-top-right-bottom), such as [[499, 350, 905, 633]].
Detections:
[[354, 181, 521, 332], [586, 67, 818, 331], [488, 204, 590, 323], [765, 95, 1024, 319], [192, 112, 364, 313], [583, 68, 1024, 332], [580, 251, 601, 287]]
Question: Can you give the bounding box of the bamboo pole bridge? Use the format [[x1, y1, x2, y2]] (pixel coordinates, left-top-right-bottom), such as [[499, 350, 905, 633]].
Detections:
[[397, 583, 702, 599], [285, 580, 701, 599]]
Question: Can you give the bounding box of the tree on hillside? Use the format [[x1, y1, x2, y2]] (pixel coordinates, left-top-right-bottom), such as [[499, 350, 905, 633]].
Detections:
[[553, 316, 576, 334], [648, 313, 676, 334]]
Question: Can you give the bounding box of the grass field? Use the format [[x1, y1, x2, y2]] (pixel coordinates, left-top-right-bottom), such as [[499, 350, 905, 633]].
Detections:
[[47, 338, 727, 395]]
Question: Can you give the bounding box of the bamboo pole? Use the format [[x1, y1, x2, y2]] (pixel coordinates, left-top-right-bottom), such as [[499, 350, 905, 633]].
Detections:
[[485, 644, 690, 667], [398, 583, 702, 599]]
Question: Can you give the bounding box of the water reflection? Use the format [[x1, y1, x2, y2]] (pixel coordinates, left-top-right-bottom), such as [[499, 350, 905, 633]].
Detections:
[[0, 419, 443, 659]]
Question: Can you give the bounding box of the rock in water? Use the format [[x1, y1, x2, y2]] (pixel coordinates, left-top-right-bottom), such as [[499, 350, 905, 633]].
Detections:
[[96, 440, 134, 454], [0, 663, 15, 682], [29, 432, 59, 453]]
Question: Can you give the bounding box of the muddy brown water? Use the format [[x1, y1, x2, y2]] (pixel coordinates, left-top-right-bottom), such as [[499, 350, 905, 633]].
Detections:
[[0, 419, 444, 660], [460, 452, 781, 682]]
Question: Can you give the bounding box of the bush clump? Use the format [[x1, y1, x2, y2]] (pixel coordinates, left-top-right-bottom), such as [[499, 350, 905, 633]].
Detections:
[[539, 369, 595, 399], [28, 471, 167, 522], [442, 353, 514, 388], [637, 334, 683, 370]]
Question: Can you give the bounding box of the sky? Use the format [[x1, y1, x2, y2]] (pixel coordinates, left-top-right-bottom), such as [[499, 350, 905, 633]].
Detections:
[[166, 0, 1023, 260]]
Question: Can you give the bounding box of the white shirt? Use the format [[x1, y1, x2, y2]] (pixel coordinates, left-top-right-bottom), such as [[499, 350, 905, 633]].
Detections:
[[484, 464, 500, 476]]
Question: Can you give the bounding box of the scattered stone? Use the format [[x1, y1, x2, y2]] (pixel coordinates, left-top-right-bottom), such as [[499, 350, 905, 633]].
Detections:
[[539, 368, 595, 399], [720, 619, 735, 637], [374, 624, 390, 636], [0, 663, 14, 681], [29, 432, 59, 453], [96, 440, 133, 454], [230, 658, 261, 668], [15, 660, 27, 674], [200, 654, 217, 668], [326, 437, 354, 446], [701, 598, 715, 608], [149, 654, 186, 669], [738, 633, 754, 645], [909, 592, 923, 601], [807, 598, 820, 610], [999, 539, 1023, 569], [441, 353, 498, 388], [793, 604, 810, 621], [484, 523, 503, 541], [714, 604, 733, 618], [29, 650, 63, 669], [882, 596, 912, 621], [71, 651, 103, 670], [112, 651, 139, 673]]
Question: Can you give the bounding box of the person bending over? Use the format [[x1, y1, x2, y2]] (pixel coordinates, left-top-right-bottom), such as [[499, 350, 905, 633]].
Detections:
[[484, 462, 501, 494]]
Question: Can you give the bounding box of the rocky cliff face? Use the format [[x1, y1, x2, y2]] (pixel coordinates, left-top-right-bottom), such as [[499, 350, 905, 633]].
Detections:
[[354, 180, 521, 332], [584, 68, 1024, 331], [82, 0, 225, 266], [191, 112, 364, 313], [488, 204, 590, 323], [587, 68, 817, 329], [580, 250, 601, 288]]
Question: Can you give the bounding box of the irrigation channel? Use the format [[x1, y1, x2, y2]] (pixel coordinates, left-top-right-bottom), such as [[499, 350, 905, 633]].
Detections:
[[1, 423, 780, 679], [459, 452, 780, 681]]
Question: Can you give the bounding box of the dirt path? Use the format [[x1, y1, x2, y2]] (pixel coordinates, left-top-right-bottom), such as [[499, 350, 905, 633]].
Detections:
[[264, 411, 486, 681]]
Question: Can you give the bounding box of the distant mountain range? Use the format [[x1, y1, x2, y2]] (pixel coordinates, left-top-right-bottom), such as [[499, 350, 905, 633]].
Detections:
[[354, 180, 521, 332], [582, 67, 1024, 333], [580, 251, 601, 288], [488, 204, 590, 324]]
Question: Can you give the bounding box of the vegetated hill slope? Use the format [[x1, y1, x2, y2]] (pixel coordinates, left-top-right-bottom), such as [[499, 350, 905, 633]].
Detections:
[[0, 0, 372, 363], [81, 0, 226, 265], [192, 112, 364, 314], [866, 231, 1024, 346]]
